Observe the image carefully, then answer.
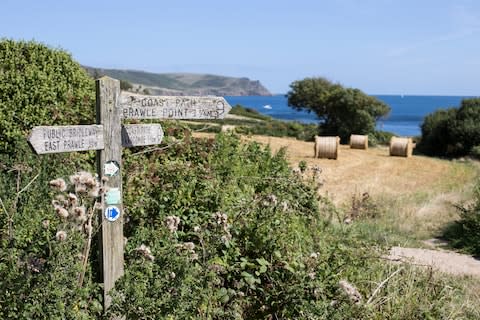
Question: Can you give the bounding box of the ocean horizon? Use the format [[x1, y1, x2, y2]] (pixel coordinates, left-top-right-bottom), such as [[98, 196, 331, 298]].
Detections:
[[224, 94, 476, 137]]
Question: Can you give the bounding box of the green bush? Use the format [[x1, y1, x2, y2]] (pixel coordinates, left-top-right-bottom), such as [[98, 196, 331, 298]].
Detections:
[[106, 133, 369, 319], [0, 39, 100, 319], [442, 183, 480, 255], [418, 98, 480, 157], [0, 39, 95, 159]]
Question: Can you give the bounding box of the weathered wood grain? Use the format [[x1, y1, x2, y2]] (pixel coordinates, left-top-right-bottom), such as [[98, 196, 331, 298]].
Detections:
[[119, 92, 232, 119], [121, 124, 164, 147], [96, 77, 124, 312], [28, 125, 104, 154]]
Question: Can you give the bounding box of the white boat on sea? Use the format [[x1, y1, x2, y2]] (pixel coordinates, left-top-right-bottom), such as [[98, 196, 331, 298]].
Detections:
[[263, 104, 272, 109]]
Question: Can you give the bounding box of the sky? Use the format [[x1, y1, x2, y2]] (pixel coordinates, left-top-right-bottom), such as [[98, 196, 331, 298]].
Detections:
[[1, 0, 479, 95]]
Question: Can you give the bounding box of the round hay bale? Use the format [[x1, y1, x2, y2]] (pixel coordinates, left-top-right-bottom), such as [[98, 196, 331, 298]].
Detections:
[[314, 136, 340, 159], [389, 137, 413, 157], [349, 134, 368, 150]]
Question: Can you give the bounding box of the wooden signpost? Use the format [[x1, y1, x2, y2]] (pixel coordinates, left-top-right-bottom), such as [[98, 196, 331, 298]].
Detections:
[[120, 92, 231, 120], [27, 76, 232, 314]]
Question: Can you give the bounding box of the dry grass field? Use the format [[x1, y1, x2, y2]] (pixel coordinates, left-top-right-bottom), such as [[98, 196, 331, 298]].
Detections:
[[194, 132, 478, 241]]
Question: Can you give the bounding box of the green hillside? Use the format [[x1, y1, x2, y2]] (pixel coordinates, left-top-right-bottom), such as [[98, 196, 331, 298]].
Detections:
[[84, 66, 272, 96]]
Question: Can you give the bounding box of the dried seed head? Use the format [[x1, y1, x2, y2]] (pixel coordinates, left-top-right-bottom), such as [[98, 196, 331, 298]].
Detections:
[[55, 206, 69, 219], [135, 244, 155, 261], [165, 215, 180, 233], [67, 193, 78, 206], [49, 178, 67, 192], [310, 252, 319, 259], [72, 206, 87, 223], [89, 187, 100, 198], [56, 230, 67, 241], [338, 280, 362, 304], [212, 212, 228, 226], [42, 220, 50, 229], [183, 242, 195, 251], [266, 194, 278, 206], [75, 184, 87, 194]]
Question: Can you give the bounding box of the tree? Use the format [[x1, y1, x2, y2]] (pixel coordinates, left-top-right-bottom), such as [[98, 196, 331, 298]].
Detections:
[[418, 98, 480, 157], [286, 77, 390, 141]]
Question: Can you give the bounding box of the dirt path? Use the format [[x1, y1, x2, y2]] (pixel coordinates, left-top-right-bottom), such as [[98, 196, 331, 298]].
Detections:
[[387, 246, 480, 277], [193, 133, 480, 276]]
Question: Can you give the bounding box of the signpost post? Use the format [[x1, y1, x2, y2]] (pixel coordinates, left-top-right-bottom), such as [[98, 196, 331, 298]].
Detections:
[[27, 76, 232, 315]]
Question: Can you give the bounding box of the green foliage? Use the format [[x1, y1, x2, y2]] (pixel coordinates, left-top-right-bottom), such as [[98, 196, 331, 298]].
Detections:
[[0, 39, 100, 319], [119, 79, 133, 91], [0, 39, 95, 159], [442, 183, 480, 255], [368, 130, 395, 146], [0, 170, 103, 319], [230, 104, 271, 121], [287, 77, 390, 142], [418, 98, 480, 157], [107, 133, 369, 318]]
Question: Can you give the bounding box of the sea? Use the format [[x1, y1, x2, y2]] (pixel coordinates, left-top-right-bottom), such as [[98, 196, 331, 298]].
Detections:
[[224, 95, 476, 137]]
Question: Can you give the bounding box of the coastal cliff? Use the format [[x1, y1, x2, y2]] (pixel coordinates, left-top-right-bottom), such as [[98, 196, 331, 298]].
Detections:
[[84, 67, 272, 96]]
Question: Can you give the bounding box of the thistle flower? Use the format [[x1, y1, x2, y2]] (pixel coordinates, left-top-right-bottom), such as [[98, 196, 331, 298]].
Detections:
[[49, 178, 67, 192], [338, 280, 362, 304], [72, 206, 87, 223], [266, 194, 278, 206], [67, 193, 78, 206], [165, 215, 180, 233], [75, 184, 87, 194], [89, 187, 100, 198], [69, 173, 81, 185], [55, 205, 69, 219], [78, 171, 95, 185], [56, 230, 67, 241], [183, 242, 195, 251], [135, 244, 155, 262], [42, 220, 50, 229], [212, 212, 228, 226], [190, 253, 199, 261]]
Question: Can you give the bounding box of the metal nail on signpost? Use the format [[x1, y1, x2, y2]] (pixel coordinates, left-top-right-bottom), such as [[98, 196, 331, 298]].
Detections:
[[27, 76, 232, 315]]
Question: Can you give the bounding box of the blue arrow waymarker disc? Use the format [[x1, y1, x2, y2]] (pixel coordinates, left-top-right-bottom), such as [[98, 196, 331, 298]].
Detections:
[[105, 205, 120, 222]]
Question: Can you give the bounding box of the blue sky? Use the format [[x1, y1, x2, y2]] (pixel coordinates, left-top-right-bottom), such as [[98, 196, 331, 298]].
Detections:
[[1, 0, 479, 95]]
